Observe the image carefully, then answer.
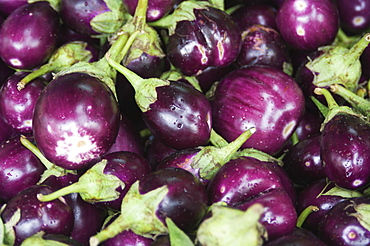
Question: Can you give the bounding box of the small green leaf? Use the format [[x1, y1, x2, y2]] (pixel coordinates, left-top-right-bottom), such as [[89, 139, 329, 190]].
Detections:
[[166, 218, 195, 246], [196, 204, 266, 246]]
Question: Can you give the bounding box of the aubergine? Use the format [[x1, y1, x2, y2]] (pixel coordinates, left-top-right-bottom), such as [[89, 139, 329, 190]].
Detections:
[[211, 65, 305, 156]]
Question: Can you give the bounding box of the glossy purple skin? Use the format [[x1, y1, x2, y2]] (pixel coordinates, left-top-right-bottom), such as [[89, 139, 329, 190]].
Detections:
[[1, 185, 74, 246], [98, 151, 152, 211], [67, 193, 108, 245], [207, 157, 288, 207], [0, 136, 45, 202], [211, 65, 305, 155], [0, 72, 46, 134], [318, 197, 370, 246], [236, 189, 297, 240], [60, 0, 110, 36], [360, 45, 370, 79], [167, 6, 242, 76], [235, 24, 291, 71], [265, 234, 327, 246], [230, 3, 278, 31], [321, 114, 370, 190], [125, 52, 166, 79], [336, 0, 370, 35], [102, 229, 154, 246], [296, 179, 348, 235], [276, 0, 339, 51], [32, 72, 120, 170], [156, 147, 208, 185], [195, 65, 234, 93], [0, 0, 27, 16], [122, 0, 176, 22], [283, 135, 325, 186], [0, 113, 17, 144], [139, 167, 208, 232], [145, 137, 177, 170], [143, 81, 212, 150], [0, 1, 59, 70], [105, 115, 144, 156], [294, 110, 322, 141]]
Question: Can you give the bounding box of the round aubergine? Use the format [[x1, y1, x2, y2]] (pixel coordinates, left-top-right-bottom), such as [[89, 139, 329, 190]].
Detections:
[[32, 72, 120, 170], [211, 65, 305, 156], [0, 1, 60, 70]]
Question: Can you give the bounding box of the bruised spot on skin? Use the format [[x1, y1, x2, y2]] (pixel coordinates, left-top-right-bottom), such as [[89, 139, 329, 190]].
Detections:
[[197, 44, 208, 65]]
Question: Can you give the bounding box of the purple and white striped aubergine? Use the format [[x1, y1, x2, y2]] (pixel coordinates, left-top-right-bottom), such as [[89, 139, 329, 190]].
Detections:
[[211, 65, 305, 156], [0, 1, 60, 70], [32, 72, 120, 170]]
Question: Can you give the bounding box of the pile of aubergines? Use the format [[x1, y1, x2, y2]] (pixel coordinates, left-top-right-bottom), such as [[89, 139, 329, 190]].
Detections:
[[2, 0, 370, 245]]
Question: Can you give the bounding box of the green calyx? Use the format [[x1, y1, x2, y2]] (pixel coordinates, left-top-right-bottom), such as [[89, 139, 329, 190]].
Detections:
[[306, 33, 370, 92], [18, 41, 94, 89], [37, 159, 125, 203], [90, 0, 126, 37], [89, 181, 169, 246], [150, 1, 211, 35], [196, 204, 266, 246]]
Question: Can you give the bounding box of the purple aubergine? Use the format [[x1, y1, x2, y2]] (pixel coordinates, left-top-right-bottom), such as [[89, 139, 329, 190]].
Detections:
[[0, 71, 46, 135], [0, 0, 27, 16], [97, 151, 152, 211], [105, 115, 145, 156], [318, 197, 370, 245], [1, 185, 74, 246], [0, 135, 45, 202], [276, 0, 339, 51], [235, 188, 297, 240], [0, 1, 60, 70], [32, 72, 120, 170], [336, 0, 370, 35], [145, 137, 177, 170], [282, 134, 325, 186], [294, 110, 323, 141], [108, 58, 214, 151], [21, 233, 84, 246], [296, 179, 360, 235], [102, 226, 154, 246], [163, 2, 242, 76], [156, 148, 206, 184], [66, 193, 108, 245], [321, 113, 370, 190], [139, 167, 208, 232], [207, 156, 293, 207], [265, 233, 327, 246], [0, 112, 17, 144], [144, 80, 212, 150], [230, 3, 278, 31], [122, 0, 176, 22], [234, 24, 292, 72], [211, 65, 305, 155], [195, 65, 234, 93], [59, 0, 125, 36]]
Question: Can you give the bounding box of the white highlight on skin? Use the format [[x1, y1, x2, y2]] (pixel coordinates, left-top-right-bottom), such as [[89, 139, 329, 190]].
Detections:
[[9, 58, 22, 67], [353, 16, 365, 27], [294, 0, 308, 11], [55, 125, 98, 164], [197, 44, 208, 65]]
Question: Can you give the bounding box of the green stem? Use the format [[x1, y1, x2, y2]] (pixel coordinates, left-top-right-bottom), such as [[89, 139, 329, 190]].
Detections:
[[209, 129, 228, 148], [131, 0, 148, 30], [314, 88, 339, 111], [291, 131, 300, 146], [330, 84, 370, 117], [18, 63, 55, 90], [346, 33, 370, 62], [89, 217, 131, 246], [37, 182, 86, 202], [296, 205, 319, 228], [105, 52, 144, 91], [20, 136, 54, 170]]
